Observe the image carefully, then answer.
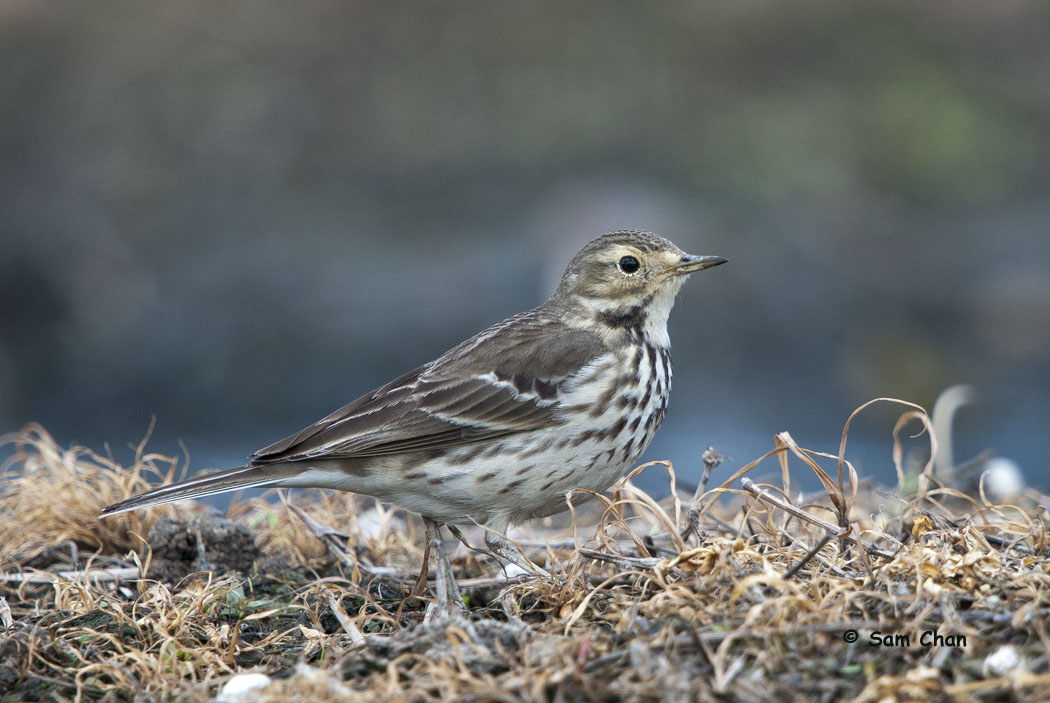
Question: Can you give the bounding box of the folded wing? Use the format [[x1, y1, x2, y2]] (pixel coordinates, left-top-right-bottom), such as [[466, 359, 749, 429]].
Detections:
[[250, 313, 607, 465]]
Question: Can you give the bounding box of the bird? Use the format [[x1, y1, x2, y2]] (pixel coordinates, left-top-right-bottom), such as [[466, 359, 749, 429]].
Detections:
[[101, 230, 726, 608]]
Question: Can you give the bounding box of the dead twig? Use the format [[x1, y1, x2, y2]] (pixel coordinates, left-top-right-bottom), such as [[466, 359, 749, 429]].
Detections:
[[681, 446, 726, 543], [741, 477, 848, 578]]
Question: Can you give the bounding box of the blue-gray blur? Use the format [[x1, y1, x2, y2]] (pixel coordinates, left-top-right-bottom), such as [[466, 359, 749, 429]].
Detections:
[[2, 3, 1048, 492]]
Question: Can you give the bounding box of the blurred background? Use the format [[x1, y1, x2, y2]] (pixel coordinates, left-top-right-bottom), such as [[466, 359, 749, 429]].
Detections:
[[2, 2, 1048, 494]]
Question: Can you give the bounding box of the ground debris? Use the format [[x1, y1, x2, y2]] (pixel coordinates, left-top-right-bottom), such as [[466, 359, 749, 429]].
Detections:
[[2, 411, 1050, 702], [146, 509, 261, 581]]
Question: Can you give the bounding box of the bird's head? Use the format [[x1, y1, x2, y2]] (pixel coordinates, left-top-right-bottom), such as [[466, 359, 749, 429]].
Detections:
[[551, 230, 726, 342]]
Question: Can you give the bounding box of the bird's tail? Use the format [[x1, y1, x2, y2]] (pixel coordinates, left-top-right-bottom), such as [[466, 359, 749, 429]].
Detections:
[[99, 464, 286, 517]]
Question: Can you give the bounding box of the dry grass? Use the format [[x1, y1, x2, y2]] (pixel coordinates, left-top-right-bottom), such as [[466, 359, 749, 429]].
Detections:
[[2, 403, 1049, 702]]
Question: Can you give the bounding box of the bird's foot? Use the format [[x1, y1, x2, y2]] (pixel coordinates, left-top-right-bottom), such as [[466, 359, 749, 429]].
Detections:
[[485, 530, 551, 580]]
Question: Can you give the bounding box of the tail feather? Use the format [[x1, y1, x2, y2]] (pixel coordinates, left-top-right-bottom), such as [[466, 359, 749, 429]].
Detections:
[[99, 465, 285, 517]]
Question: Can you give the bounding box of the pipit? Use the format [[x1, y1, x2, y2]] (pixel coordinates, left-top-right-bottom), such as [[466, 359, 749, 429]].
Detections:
[[101, 231, 726, 607]]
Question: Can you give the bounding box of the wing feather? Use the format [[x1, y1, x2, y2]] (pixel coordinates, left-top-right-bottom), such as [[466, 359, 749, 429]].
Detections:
[[250, 311, 608, 465]]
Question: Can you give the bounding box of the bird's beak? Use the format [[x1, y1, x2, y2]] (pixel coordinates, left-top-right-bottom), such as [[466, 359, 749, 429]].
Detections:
[[667, 254, 728, 276]]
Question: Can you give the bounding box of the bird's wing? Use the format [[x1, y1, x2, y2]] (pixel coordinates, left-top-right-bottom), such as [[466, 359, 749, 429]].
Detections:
[[249, 312, 608, 464]]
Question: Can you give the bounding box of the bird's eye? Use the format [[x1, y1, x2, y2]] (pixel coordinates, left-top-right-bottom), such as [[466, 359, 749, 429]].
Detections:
[[618, 255, 640, 274]]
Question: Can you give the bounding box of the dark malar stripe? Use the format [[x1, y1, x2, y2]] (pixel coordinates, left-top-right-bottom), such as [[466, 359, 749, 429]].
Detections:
[[596, 305, 646, 335]]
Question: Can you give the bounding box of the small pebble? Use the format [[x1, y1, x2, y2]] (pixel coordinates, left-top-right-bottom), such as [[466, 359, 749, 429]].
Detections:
[[216, 672, 272, 702], [983, 645, 1020, 677]]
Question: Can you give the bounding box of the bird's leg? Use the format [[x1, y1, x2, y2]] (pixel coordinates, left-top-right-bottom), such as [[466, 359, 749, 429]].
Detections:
[[411, 532, 432, 598], [423, 517, 464, 616], [484, 523, 551, 579]]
